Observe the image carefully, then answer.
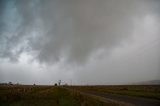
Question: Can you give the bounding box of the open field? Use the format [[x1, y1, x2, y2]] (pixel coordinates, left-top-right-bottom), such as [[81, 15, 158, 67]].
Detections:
[[0, 85, 118, 106], [68, 85, 160, 100], [0, 85, 160, 106]]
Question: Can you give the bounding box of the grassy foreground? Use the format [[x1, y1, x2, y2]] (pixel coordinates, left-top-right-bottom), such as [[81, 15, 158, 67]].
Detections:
[[0, 85, 116, 106], [68, 85, 160, 100]]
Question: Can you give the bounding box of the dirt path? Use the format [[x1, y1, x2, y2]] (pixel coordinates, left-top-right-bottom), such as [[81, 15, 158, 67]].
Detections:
[[82, 91, 160, 106]]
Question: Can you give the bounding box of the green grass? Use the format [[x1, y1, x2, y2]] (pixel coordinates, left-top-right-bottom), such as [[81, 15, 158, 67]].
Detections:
[[0, 85, 112, 106], [68, 85, 160, 100]]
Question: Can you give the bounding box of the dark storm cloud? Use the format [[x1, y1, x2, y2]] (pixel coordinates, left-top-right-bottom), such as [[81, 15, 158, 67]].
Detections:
[[0, 0, 160, 84], [0, 0, 38, 61], [32, 0, 137, 64], [1, 0, 159, 64], [0, 0, 159, 64]]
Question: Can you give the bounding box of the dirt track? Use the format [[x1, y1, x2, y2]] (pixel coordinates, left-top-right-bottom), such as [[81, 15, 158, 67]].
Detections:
[[83, 91, 160, 106]]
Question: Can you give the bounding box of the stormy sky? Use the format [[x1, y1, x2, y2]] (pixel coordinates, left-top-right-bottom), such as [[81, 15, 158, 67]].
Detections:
[[0, 0, 160, 85]]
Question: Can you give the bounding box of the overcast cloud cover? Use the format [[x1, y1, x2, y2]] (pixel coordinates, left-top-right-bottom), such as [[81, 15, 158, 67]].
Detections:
[[0, 0, 160, 85]]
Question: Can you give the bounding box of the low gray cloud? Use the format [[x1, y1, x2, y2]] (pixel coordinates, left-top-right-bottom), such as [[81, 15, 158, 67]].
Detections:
[[0, 0, 157, 64], [0, 0, 160, 84]]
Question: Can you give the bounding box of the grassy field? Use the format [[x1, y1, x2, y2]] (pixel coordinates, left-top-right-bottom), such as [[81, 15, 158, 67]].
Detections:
[[0, 85, 117, 106], [68, 85, 160, 100], [1, 85, 159, 106]]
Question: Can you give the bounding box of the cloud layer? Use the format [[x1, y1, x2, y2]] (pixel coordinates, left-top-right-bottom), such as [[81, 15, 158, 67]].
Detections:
[[0, 0, 160, 84]]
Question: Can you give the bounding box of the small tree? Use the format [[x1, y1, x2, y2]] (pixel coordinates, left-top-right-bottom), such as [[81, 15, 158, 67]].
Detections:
[[54, 83, 57, 86], [8, 82, 12, 85]]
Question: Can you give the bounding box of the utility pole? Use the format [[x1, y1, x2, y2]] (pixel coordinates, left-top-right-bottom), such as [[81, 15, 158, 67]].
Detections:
[[58, 80, 61, 86], [70, 79, 72, 86]]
